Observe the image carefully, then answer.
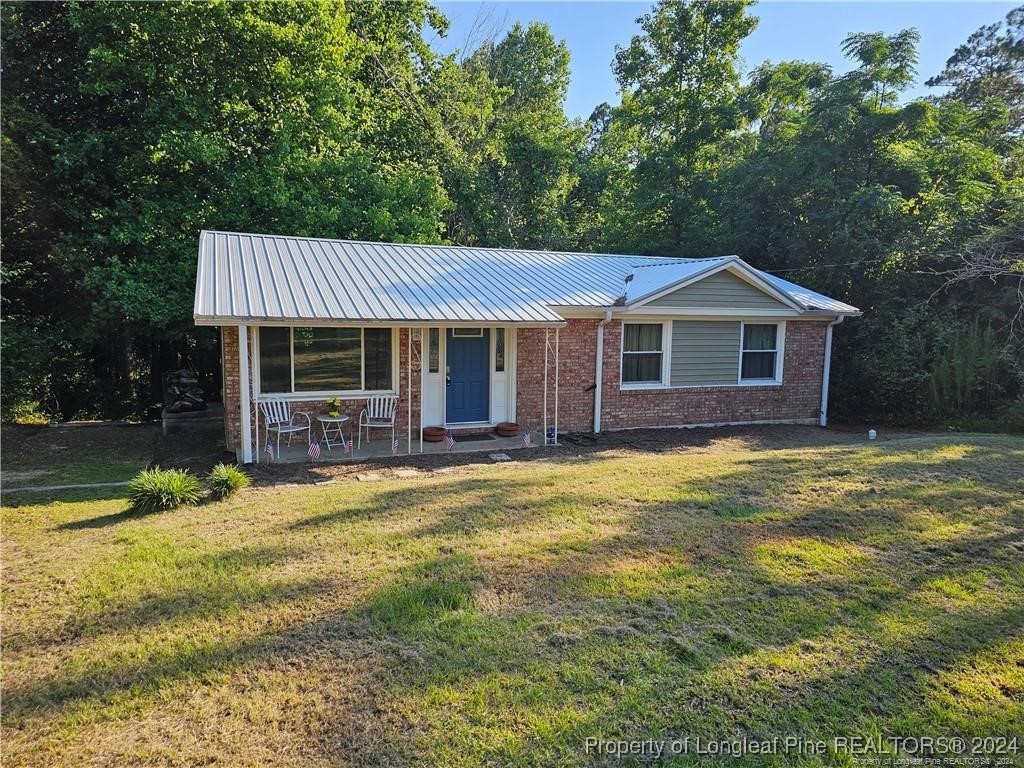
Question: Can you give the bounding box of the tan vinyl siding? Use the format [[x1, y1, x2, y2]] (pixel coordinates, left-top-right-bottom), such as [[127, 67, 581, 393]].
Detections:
[[670, 321, 740, 386], [649, 269, 788, 309]]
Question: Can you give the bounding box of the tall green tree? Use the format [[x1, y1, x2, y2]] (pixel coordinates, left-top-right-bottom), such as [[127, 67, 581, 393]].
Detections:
[[597, 0, 757, 255], [1, 0, 449, 417], [720, 29, 1022, 422], [926, 5, 1024, 134], [436, 22, 585, 249]]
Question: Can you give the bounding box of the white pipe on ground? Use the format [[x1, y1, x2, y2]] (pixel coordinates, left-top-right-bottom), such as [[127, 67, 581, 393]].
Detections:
[[593, 310, 613, 433], [819, 316, 845, 427]]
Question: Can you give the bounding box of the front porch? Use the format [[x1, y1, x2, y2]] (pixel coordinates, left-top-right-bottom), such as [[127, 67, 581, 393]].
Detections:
[[229, 323, 565, 464], [260, 429, 540, 464]]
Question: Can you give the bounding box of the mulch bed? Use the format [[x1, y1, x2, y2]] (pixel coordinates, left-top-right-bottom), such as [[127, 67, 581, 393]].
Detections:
[[245, 423, 910, 487], [2, 420, 919, 489]]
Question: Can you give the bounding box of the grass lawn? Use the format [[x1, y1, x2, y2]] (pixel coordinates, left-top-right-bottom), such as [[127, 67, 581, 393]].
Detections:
[[2, 429, 1022, 766], [0, 423, 226, 490]]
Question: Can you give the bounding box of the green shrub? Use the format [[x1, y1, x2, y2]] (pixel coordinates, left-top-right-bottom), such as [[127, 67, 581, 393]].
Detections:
[[207, 463, 251, 499], [128, 467, 202, 513]]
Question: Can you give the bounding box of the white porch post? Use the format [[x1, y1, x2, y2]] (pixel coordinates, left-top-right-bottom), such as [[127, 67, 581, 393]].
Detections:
[[419, 328, 425, 453], [238, 324, 253, 464], [407, 326, 412, 454]]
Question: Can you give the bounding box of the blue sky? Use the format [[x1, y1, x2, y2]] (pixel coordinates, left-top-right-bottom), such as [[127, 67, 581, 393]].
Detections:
[[430, 1, 1018, 119]]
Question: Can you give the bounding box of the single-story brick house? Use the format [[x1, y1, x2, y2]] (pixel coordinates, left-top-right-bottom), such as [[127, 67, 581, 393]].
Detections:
[[194, 230, 860, 462]]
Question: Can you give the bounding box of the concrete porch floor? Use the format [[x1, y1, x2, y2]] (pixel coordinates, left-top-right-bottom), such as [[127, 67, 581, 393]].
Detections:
[[258, 430, 540, 464]]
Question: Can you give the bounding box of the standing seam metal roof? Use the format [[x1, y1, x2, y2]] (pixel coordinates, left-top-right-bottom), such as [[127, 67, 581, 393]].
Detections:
[[194, 230, 859, 324]]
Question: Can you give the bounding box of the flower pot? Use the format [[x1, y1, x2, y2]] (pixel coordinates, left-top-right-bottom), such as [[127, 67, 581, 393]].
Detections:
[[495, 422, 520, 437], [423, 426, 447, 442]]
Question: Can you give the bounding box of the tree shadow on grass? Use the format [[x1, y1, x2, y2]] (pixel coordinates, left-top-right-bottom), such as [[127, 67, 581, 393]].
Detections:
[[4, 544, 324, 656], [5, 433, 1022, 764], [3, 484, 134, 509], [287, 474, 600, 541], [53, 505, 157, 530]]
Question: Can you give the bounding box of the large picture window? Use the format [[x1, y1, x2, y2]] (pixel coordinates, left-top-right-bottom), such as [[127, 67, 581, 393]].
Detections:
[[740, 323, 779, 381], [258, 327, 394, 394], [622, 323, 665, 384]]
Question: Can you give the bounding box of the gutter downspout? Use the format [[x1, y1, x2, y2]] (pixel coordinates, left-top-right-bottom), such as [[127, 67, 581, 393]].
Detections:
[[819, 316, 845, 428], [593, 309, 614, 433]]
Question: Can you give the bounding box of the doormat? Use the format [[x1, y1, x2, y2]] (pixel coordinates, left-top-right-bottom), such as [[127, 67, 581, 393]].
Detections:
[[454, 433, 496, 443]]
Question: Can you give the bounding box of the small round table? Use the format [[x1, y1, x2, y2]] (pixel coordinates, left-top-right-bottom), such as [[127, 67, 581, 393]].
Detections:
[[317, 414, 351, 452]]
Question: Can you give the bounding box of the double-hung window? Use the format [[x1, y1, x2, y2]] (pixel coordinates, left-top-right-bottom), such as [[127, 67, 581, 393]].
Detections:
[[622, 323, 665, 385], [740, 323, 779, 382], [258, 327, 394, 394]]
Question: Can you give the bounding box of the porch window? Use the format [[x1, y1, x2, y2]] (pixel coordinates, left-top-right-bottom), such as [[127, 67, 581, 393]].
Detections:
[[258, 327, 292, 393], [428, 328, 439, 373], [622, 323, 665, 385], [495, 328, 505, 372], [740, 323, 778, 381], [294, 328, 360, 391], [257, 327, 394, 394]]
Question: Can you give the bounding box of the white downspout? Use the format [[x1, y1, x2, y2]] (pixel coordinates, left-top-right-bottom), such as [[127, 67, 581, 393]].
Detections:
[[593, 309, 613, 433], [238, 324, 253, 463], [819, 316, 844, 428]]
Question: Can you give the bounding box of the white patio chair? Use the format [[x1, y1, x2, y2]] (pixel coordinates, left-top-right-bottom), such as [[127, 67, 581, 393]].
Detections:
[[260, 399, 312, 460], [358, 395, 398, 449]]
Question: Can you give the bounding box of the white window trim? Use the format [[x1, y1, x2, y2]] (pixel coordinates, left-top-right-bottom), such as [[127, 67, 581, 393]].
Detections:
[[254, 325, 400, 399], [738, 321, 785, 386], [620, 321, 671, 389]]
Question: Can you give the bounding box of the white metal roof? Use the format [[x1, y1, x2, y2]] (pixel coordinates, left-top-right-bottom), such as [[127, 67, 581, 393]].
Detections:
[[193, 230, 859, 325]]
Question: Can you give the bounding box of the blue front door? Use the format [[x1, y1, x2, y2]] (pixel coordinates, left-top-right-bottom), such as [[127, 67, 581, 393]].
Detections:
[[446, 329, 489, 423]]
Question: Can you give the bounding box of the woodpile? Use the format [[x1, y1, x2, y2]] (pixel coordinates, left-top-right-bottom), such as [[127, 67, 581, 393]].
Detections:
[[163, 369, 206, 413]]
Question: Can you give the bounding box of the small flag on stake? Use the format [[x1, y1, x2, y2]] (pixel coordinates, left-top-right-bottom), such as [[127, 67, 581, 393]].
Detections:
[[341, 430, 352, 455], [265, 437, 274, 460], [522, 429, 532, 447], [308, 438, 320, 460], [392, 434, 400, 455], [445, 429, 455, 451]]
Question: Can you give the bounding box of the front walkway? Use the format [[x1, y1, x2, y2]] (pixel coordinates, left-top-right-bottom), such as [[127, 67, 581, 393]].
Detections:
[[260, 431, 538, 464]]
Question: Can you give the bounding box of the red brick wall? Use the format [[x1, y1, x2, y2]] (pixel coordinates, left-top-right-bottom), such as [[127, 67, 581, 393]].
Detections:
[[516, 321, 599, 433], [516, 318, 827, 433], [221, 320, 828, 455], [221, 326, 422, 459]]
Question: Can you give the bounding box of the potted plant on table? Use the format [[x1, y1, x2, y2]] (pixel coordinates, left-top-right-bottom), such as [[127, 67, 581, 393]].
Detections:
[[325, 397, 342, 418]]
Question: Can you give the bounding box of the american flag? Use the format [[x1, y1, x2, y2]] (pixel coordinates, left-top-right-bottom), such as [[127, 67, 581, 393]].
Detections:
[[445, 429, 455, 451], [341, 430, 352, 454], [308, 438, 320, 460], [265, 438, 274, 459], [522, 429, 531, 447], [392, 434, 400, 455]]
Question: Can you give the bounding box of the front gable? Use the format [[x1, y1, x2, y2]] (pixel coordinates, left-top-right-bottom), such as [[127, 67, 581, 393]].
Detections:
[[643, 267, 793, 311]]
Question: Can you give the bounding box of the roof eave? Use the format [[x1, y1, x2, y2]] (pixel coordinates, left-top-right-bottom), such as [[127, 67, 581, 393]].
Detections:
[[193, 314, 567, 328]]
